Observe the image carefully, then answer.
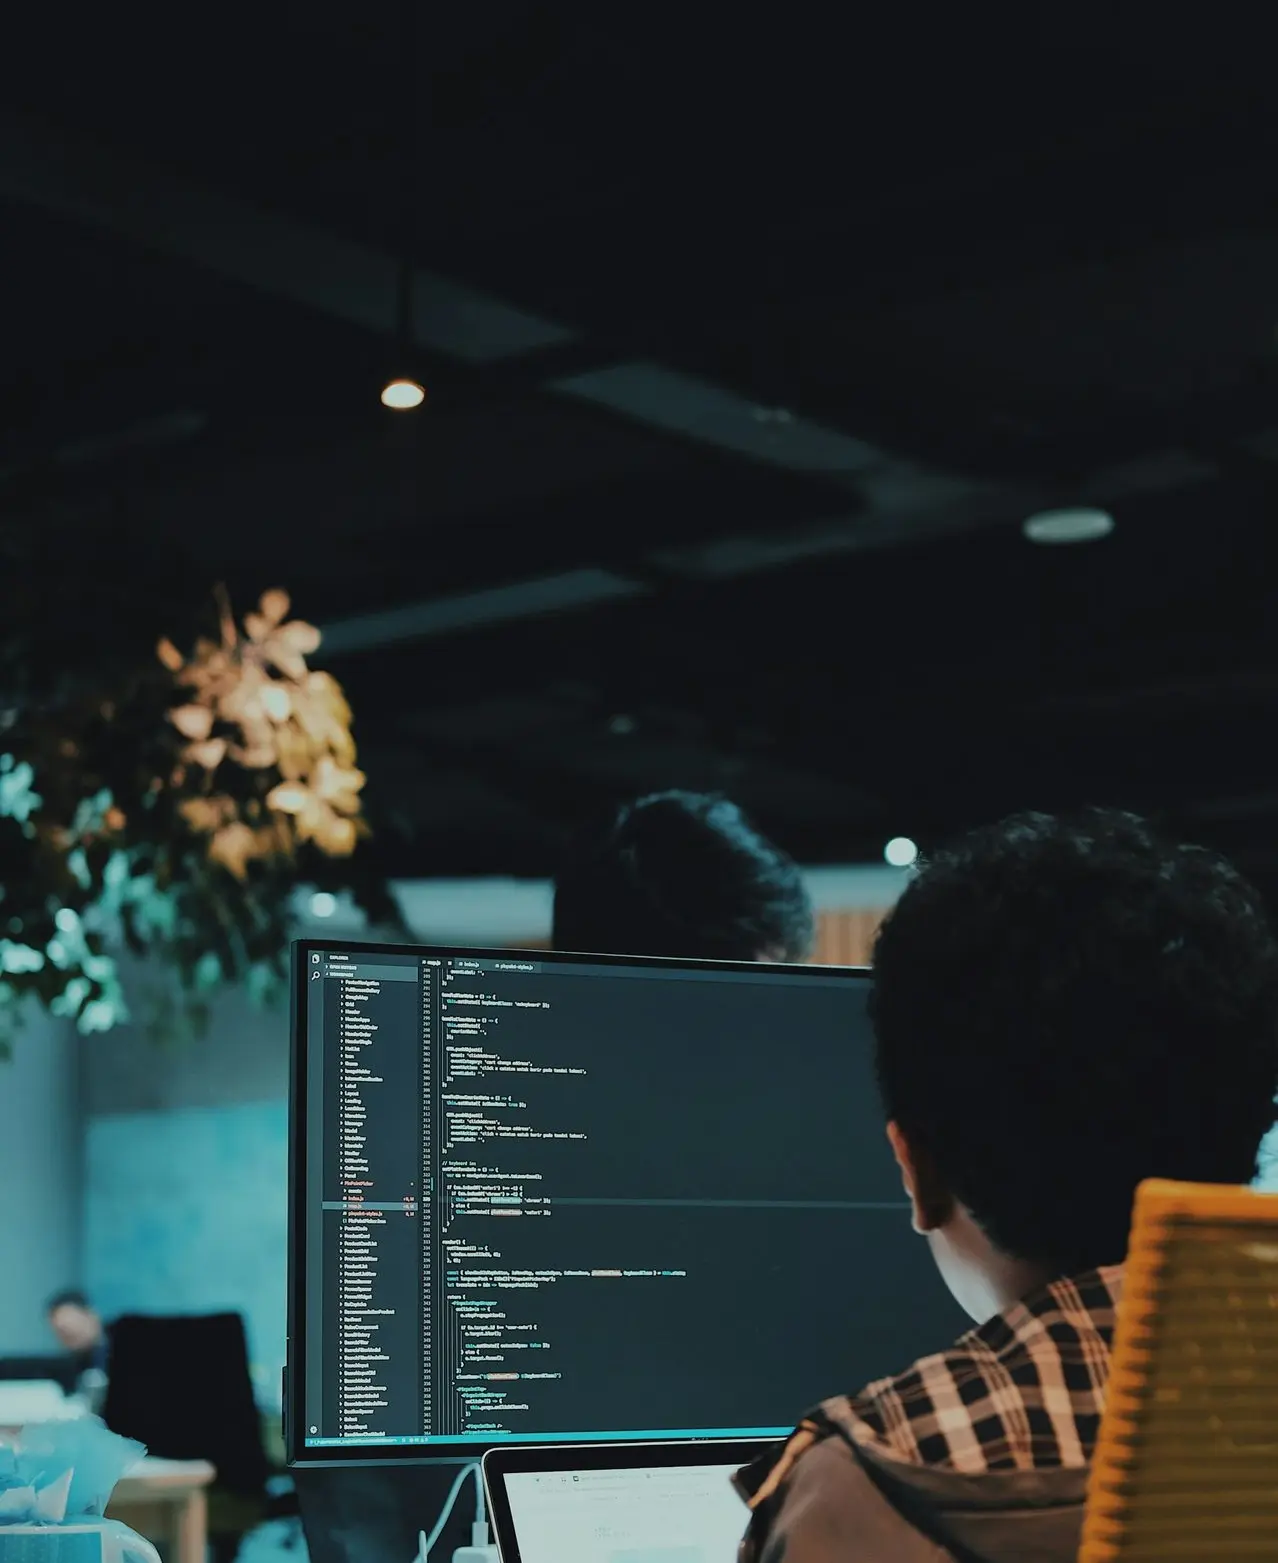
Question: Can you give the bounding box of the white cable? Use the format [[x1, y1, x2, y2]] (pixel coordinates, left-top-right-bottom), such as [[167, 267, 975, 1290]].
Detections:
[[417, 1463, 480, 1561], [470, 1461, 490, 1550]]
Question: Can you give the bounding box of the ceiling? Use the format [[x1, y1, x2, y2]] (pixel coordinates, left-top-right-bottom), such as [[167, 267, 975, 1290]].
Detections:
[[4, 10, 1278, 886]]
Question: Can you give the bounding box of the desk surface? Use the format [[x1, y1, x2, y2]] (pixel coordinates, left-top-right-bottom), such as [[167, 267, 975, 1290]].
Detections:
[[110, 1458, 214, 1563], [117, 1459, 216, 1495]]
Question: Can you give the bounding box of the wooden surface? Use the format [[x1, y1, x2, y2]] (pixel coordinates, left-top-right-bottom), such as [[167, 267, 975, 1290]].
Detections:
[[811, 908, 886, 966], [110, 1458, 215, 1563], [522, 907, 890, 966]]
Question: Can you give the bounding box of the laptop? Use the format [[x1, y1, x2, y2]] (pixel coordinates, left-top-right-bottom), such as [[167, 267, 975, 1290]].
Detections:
[[483, 1439, 775, 1563], [0, 1380, 75, 1427]]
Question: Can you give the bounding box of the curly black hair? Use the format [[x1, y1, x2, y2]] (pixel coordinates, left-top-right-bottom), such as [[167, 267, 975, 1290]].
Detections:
[[552, 790, 814, 963], [872, 809, 1278, 1273]]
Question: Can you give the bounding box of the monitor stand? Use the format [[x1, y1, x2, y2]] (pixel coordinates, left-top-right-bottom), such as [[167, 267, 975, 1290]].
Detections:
[[296, 1463, 475, 1563]]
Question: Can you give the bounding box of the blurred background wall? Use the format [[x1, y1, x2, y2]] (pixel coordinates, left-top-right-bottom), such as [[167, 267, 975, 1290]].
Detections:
[[81, 959, 294, 1404], [0, 1011, 82, 1351]]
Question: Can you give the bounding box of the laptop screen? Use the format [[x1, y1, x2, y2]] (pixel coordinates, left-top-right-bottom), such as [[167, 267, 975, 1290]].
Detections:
[[502, 1462, 745, 1563]]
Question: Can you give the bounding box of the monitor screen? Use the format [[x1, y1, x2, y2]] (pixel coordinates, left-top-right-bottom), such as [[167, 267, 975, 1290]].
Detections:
[[501, 1461, 747, 1563], [287, 941, 965, 1461]]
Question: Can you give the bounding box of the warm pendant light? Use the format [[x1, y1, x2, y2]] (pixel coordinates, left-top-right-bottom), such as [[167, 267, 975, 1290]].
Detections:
[[381, 0, 424, 413], [381, 254, 425, 411], [381, 376, 425, 410]]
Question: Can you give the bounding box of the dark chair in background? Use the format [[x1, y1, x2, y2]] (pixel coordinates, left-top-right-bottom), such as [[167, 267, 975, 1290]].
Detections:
[[104, 1313, 271, 1560]]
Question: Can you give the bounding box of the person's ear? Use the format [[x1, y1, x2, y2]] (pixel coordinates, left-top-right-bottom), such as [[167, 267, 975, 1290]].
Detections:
[[887, 1121, 953, 1234]]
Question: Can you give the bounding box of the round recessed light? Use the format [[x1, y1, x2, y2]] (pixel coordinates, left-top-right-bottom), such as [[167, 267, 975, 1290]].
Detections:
[[884, 837, 919, 868], [1022, 507, 1115, 545], [310, 891, 338, 919], [380, 377, 426, 411]]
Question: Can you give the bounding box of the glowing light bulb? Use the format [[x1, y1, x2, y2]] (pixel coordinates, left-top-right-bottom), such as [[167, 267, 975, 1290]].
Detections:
[[884, 837, 919, 868], [381, 377, 425, 410], [1022, 507, 1114, 545], [310, 892, 338, 919], [261, 684, 292, 721]]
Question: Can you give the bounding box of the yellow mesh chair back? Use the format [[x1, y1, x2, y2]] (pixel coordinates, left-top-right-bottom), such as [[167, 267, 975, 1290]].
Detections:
[[1079, 1178, 1278, 1562]]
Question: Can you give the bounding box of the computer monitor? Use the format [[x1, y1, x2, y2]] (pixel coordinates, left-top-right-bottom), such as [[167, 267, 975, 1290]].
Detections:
[[286, 940, 965, 1463]]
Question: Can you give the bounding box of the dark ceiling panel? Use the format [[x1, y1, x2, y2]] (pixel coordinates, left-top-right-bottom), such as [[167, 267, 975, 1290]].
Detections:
[[4, 12, 1278, 879]]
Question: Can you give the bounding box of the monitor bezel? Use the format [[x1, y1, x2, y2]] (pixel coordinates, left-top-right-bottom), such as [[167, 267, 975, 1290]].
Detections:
[[482, 1437, 779, 1563], [286, 935, 870, 1466]]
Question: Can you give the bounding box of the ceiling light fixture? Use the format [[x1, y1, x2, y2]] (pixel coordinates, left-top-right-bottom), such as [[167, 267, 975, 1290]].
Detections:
[[379, 253, 426, 411], [884, 837, 919, 868], [381, 377, 425, 410], [381, 0, 425, 413], [1022, 507, 1115, 545]]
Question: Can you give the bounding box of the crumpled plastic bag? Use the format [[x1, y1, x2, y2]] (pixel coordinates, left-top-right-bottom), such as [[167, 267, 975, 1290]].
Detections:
[[0, 1420, 160, 1563]]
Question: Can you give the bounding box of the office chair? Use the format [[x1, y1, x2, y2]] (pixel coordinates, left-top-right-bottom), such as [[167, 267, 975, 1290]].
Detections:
[[1079, 1178, 1278, 1562], [103, 1312, 269, 1494], [103, 1312, 271, 1561]]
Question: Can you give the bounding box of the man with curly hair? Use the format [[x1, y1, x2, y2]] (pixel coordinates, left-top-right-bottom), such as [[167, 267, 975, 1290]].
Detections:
[[552, 790, 814, 963], [737, 810, 1278, 1563]]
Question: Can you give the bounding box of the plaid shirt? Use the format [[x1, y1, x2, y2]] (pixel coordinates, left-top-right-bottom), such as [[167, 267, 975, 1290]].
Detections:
[[737, 1266, 1122, 1526]]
